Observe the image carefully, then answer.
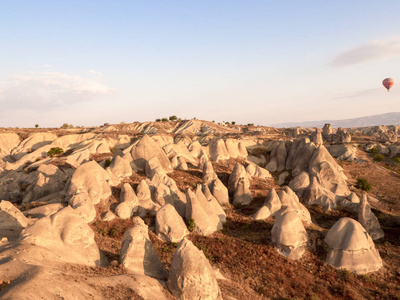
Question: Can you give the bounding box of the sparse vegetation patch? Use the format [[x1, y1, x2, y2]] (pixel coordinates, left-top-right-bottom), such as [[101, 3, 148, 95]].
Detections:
[[373, 153, 385, 162]]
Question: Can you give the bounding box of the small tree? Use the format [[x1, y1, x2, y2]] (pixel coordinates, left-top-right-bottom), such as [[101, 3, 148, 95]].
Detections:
[[35, 124, 39, 128], [61, 123, 73, 129], [356, 178, 371, 191], [169, 115, 177, 121], [155, 118, 161, 122], [231, 121, 236, 125], [161, 118, 168, 122]]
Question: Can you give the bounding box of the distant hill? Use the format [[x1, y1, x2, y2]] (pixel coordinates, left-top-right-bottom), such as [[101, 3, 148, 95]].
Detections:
[[270, 112, 400, 128]]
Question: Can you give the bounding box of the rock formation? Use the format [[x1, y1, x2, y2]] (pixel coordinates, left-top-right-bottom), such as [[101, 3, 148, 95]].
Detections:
[[325, 218, 382, 274], [167, 238, 222, 299]]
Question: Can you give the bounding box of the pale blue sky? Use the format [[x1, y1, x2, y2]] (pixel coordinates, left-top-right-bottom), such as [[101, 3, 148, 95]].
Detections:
[[1, 1, 400, 127]]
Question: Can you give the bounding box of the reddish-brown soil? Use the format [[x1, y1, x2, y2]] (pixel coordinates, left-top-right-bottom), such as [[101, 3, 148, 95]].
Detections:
[[88, 150, 400, 299]]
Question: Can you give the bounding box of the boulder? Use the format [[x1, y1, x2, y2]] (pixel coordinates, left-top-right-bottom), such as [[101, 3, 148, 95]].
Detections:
[[21, 206, 103, 266], [177, 156, 188, 171], [303, 178, 338, 211], [311, 129, 323, 146], [167, 238, 222, 300], [233, 177, 253, 205], [23, 203, 65, 219], [209, 178, 229, 207], [288, 171, 310, 194], [277, 171, 289, 185], [209, 138, 230, 162], [203, 161, 217, 184], [185, 188, 221, 236], [246, 163, 271, 179], [69, 191, 97, 223], [108, 155, 133, 179], [120, 217, 168, 279], [225, 139, 240, 158], [115, 183, 138, 219], [228, 163, 249, 195], [358, 194, 384, 240], [67, 160, 113, 205], [155, 204, 188, 243], [276, 186, 312, 224], [0, 133, 20, 158], [266, 141, 287, 172], [329, 144, 357, 162], [253, 188, 281, 220], [0, 200, 30, 239], [325, 218, 382, 274], [322, 124, 332, 140], [130, 135, 172, 173], [202, 185, 226, 223], [271, 211, 308, 260]]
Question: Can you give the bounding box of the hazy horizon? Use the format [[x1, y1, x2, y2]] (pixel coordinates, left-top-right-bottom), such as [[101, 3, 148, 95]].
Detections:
[[1, 1, 399, 128]]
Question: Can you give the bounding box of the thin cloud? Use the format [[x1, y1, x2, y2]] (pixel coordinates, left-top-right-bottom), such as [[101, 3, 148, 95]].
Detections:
[[332, 36, 400, 66], [0, 72, 115, 110], [43, 64, 52, 68], [87, 69, 102, 76]]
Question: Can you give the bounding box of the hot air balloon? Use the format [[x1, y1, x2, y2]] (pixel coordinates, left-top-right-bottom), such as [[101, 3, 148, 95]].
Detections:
[[382, 78, 394, 92]]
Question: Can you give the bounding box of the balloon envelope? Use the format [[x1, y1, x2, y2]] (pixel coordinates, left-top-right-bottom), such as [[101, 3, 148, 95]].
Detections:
[[383, 78, 394, 91]]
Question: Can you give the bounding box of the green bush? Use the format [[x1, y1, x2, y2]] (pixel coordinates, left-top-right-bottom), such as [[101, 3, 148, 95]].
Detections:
[[155, 118, 161, 122], [231, 121, 236, 125], [104, 158, 112, 168], [169, 115, 177, 121], [161, 118, 168, 122], [356, 177, 371, 191], [187, 218, 195, 232], [47, 147, 64, 157], [373, 153, 385, 162], [370, 147, 378, 153], [392, 157, 400, 163], [247, 123, 254, 127]]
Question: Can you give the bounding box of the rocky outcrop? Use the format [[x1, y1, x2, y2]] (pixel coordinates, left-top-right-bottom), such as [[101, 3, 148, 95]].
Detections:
[[253, 188, 281, 220], [167, 238, 222, 300], [266, 141, 287, 172], [11, 132, 57, 160], [276, 186, 312, 224], [325, 218, 382, 274], [67, 160, 114, 205], [228, 163, 249, 195], [232, 177, 253, 205], [115, 183, 138, 219], [130, 135, 173, 173], [108, 155, 133, 179], [0, 200, 30, 240], [155, 204, 188, 243], [185, 188, 222, 236], [0, 133, 20, 158], [358, 194, 384, 240], [272, 211, 308, 260], [21, 206, 104, 266], [209, 138, 229, 162], [120, 217, 168, 279], [328, 144, 357, 161]]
